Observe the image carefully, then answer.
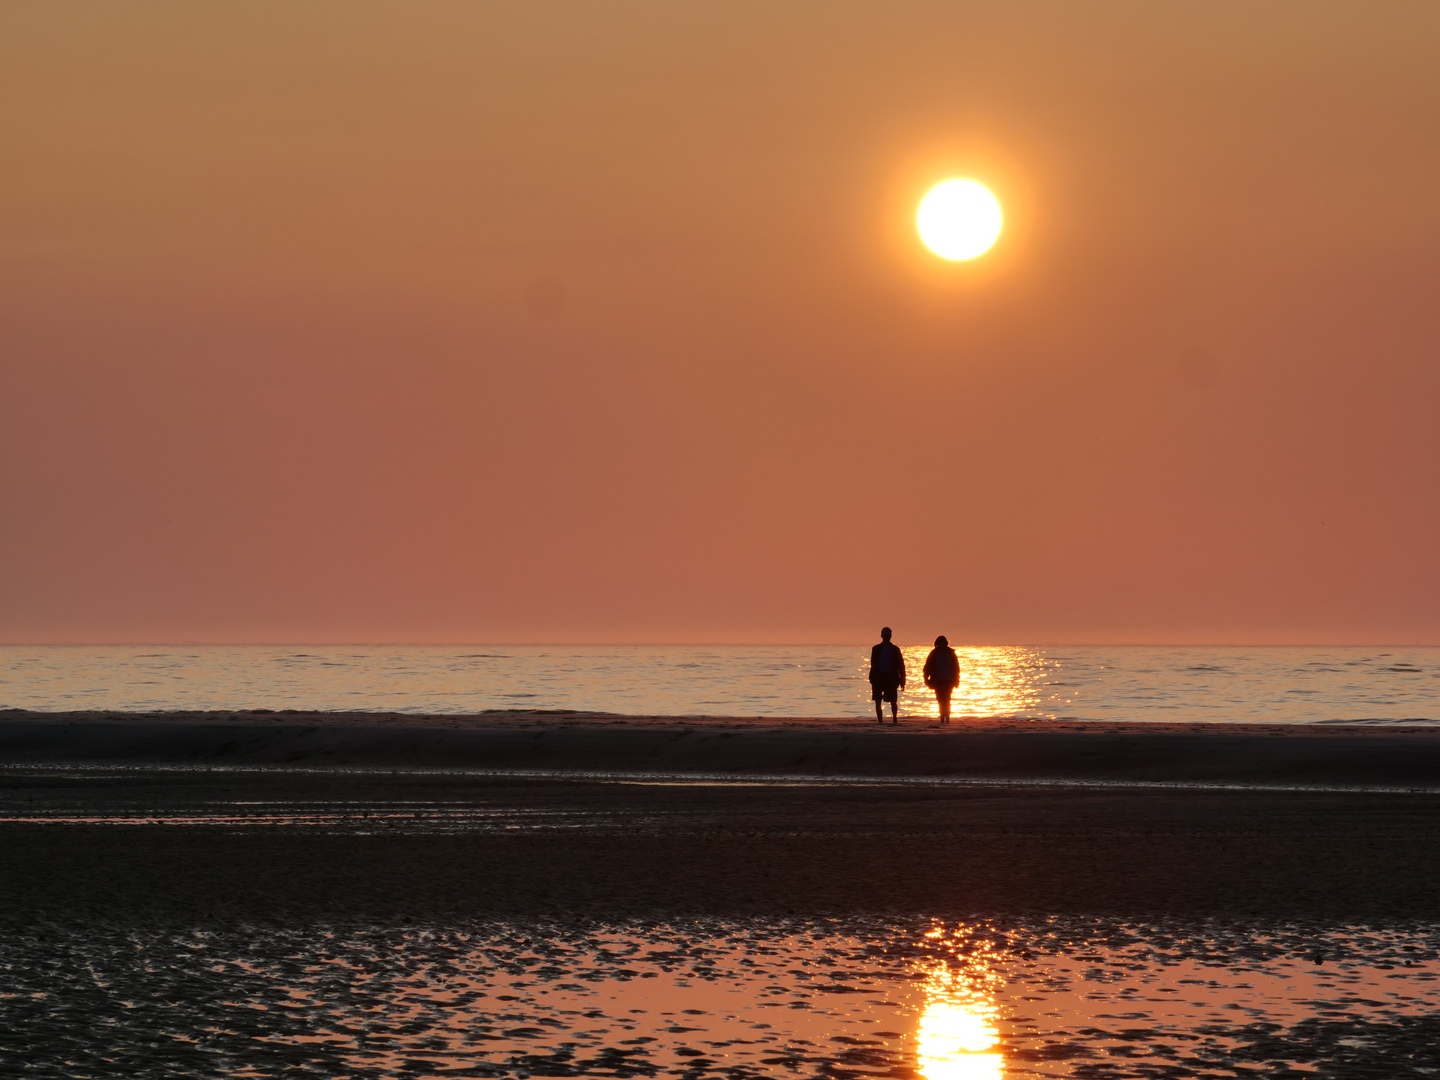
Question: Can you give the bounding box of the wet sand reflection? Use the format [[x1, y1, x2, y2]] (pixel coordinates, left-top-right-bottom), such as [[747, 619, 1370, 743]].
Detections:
[[916, 926, 1005, 1080], [2, 917, 1437, 1077], [917, 981, 1004, 1079]]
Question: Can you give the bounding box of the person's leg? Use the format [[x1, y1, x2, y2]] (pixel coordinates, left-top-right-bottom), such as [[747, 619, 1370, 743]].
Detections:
[[890, 691, 899, 722], [939, 687, 952, 723]]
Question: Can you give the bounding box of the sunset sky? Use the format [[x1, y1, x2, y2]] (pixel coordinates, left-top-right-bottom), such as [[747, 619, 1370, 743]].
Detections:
[[2, 2, 1438, 645]]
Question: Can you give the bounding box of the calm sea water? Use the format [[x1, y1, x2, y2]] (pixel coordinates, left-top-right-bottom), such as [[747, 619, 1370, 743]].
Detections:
[[0, 645, 1436, 722]]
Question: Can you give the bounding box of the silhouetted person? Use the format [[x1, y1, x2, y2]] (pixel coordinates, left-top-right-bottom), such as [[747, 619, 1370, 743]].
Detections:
[[924, 635, 961, 723], [869, 627, 906, 723]]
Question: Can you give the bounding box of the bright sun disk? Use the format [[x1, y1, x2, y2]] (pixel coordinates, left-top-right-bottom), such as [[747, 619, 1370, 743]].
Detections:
[[917, 179, 1002, 260]]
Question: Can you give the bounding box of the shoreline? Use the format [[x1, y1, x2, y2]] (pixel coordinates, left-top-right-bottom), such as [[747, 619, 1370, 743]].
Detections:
[[7, 706, 1440, 727]]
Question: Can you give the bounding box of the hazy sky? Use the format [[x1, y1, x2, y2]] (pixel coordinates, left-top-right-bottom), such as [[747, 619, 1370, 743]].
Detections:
[[2, 2, 1438, 644]]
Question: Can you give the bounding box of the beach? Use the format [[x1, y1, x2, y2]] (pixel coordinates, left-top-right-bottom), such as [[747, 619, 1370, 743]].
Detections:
[[5, 708, 1440, 782], [4, 711, 1439, 925], [6, 711, 1440, 1077]]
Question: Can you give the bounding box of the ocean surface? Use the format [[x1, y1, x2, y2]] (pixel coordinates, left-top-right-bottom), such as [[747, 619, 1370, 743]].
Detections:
[[3, 916, 1437, 1078], [1, 645, 1437, 723]]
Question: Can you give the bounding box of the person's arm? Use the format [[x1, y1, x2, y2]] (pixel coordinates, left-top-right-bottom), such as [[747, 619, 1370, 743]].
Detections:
[[897, 645, 907, 689]]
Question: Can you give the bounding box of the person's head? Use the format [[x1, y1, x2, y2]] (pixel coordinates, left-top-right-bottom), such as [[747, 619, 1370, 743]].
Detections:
[[934, 635, 948, 648], [880, 627, 892, 641]]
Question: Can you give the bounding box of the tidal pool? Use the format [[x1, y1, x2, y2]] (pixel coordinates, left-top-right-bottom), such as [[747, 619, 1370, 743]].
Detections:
[[1, 917, 1437, 1078]]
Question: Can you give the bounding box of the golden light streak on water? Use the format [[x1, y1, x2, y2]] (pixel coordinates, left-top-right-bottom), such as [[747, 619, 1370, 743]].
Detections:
[[916, 1001, 1003, 1080], [888, 645, 1060, 719], [915, 926, 1006, 1080]]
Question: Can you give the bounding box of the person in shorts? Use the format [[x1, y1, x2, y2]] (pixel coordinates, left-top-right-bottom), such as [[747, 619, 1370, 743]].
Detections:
[[869, 627, 906, 723]]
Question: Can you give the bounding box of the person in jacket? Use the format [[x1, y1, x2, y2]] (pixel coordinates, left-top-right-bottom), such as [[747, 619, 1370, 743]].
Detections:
[[923, 635, 961, 724], [868, 627, 906, 723]]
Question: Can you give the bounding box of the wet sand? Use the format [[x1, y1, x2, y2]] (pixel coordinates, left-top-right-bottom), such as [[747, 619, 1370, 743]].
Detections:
[[4, 915, 1438, 1078], [3, 709, 1440, 786], [4, 766, 1440, 926], [3, 712, 1439, 927]]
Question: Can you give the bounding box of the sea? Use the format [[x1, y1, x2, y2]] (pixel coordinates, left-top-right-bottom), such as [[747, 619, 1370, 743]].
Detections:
[[0, 643, 1436, 723]]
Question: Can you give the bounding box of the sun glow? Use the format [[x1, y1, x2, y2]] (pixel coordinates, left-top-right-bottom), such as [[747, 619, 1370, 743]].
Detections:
[[915, 928, 1006, 1080], [886, 645, 1055, 720], [917, 1002, 1004, 1080], [916, 179, 1002, 260]]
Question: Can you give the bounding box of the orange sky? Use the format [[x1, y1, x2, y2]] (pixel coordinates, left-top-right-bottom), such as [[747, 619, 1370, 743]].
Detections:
[[2, 2, 1438, 644]]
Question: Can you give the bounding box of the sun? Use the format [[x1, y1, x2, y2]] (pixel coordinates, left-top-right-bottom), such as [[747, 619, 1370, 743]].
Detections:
[[916, 179, 1002, 260]]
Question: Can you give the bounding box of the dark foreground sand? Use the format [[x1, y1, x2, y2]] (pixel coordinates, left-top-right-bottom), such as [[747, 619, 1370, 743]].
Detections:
[[3, 712, 1439, 926], [4, 708, 1440, 785]]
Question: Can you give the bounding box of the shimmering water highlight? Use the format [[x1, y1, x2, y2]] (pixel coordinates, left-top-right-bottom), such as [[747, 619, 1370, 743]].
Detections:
[[1, 917, 1436, 1078], [1, 644, 1436, 722]]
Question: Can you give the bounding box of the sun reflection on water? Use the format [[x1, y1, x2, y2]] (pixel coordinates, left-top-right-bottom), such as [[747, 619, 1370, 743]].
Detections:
[[915, 926, 1006, 1080], [878, 645, 1060, 720]]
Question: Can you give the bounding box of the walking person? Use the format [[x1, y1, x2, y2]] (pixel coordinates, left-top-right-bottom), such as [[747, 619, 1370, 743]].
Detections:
[[923, 635, 960, 724], [868, 627, 906, 723]]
